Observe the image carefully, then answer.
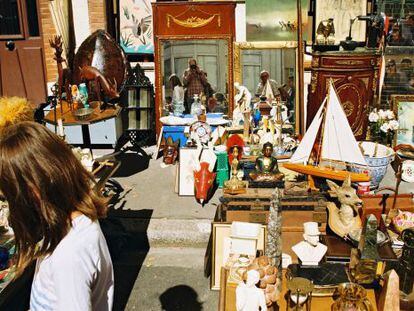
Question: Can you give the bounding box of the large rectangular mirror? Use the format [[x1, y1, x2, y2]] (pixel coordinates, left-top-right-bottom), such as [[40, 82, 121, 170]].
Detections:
[[234, 42, 300, 133], [160, 39, 230, 115]]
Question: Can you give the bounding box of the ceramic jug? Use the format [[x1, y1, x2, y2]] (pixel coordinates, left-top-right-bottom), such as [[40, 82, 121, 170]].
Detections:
[[331, 283, 373, 311]]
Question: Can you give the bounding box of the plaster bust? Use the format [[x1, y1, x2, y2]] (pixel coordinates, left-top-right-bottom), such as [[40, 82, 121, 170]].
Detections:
[[292, 222, 327, 266]]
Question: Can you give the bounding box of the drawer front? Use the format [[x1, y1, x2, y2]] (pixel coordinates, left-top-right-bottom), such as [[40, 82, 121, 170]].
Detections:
[[318, 56, 379, 69], [46, 123, 83, 144], [89, 117, 122, 145]]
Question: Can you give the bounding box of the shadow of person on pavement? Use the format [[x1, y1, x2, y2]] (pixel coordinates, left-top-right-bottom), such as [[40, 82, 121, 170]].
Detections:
[[159, 285, 203, 311]]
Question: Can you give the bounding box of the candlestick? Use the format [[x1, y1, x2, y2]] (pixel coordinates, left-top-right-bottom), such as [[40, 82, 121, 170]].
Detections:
[[57, 118, 65, 137]]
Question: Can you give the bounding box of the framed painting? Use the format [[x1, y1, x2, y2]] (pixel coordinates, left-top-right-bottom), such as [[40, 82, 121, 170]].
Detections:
[[315, 0, 367, 44], [392, 95, 414, 146], [245, 0, 310, 42], [119, 0, 154, 55], [211, 222, 267, 290]]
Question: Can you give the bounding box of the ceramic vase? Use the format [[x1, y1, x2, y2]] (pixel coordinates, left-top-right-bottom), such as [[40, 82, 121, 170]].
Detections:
[[350, 141, 395, 189]]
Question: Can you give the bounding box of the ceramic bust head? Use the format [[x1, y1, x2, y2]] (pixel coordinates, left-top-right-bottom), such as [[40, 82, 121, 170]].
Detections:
[[303, 222, 321, 247], [292, 222, 327, 266]]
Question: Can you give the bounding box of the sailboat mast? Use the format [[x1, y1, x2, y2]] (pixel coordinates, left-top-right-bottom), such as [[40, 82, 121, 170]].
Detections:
[[316, 84, 330, 165]]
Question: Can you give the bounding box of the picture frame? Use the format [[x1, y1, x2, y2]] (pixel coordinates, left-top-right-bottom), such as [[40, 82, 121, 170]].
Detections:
[[233, 41, 302, 134], [314, 0, 367, 44], [118, 0, 154, 55], [211, 222, 267, 290], [392, 95, 414, 146], [245, 0, 310, 42]]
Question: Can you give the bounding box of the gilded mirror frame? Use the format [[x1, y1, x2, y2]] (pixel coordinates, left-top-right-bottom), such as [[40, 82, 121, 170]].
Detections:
[[155, 34, 234, 133], [233, 41, 302, 134]]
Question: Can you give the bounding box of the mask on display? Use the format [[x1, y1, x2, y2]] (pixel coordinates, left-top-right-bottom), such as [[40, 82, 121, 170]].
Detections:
[[194, 162, 216, 205], [163, 137, 179, 165]]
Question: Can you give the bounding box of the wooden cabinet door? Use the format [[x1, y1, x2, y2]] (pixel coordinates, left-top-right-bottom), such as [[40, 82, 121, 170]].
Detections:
[[0, 0, 46, 106]]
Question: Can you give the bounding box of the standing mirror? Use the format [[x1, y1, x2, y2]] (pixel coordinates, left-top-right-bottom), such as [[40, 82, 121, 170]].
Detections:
[[234, 42, 300, 133], [161, 39, 229, 115]]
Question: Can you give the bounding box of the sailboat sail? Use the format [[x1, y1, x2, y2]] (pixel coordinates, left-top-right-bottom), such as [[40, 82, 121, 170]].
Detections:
[[321, 83, 367, 166], [289, 98, 326, 164]]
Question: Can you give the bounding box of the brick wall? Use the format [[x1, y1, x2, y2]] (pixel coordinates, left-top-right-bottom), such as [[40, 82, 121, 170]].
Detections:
[[88, 0, 107, 33], [39, 0, 58, 84], [38, 0, 107, 83]]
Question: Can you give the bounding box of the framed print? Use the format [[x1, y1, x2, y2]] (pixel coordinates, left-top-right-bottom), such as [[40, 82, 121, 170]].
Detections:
[[315, 0, 367, 44], [245, 0, 310, 42], [211, 222, 267, 290], [392, 95, 414, 146], [119, 0, 154, 54]]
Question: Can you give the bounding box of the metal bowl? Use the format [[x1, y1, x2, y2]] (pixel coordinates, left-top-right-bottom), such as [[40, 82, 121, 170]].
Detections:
[[72, 108, 94, 121]]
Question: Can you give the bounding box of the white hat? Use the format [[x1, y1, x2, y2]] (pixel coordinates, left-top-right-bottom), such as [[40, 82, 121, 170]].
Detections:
[[303, 222, 321, 236]]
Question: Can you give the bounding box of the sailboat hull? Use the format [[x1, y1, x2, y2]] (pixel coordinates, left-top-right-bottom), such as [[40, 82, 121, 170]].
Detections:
[[283, 163, 370, 182]]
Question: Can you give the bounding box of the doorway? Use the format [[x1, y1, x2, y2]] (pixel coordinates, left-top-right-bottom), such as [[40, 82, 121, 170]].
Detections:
[[0, 0, 47, 106]]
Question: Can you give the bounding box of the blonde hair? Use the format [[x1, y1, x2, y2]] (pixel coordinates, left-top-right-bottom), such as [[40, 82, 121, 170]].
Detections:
[[0, 97, 33, 133]]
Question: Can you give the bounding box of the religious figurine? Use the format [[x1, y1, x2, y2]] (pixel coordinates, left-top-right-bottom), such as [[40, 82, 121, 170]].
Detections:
[[236, 270, 267, 311], [233, 83, 252, 126], [163, 137, 179, 165], [316, 18, 335, 45], [224, 135, 248, 194], [326, 176, 363, 238], [292, 222, 327, 266], [249, 142, 284, 182]]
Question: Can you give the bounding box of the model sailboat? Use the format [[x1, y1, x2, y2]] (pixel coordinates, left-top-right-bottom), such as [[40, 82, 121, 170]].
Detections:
[[283, 81, 370, 182]]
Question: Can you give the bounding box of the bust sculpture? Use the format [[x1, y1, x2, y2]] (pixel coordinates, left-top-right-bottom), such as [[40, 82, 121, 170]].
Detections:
[[236, 270, 267, 311], [249, 142, 284, 182], [292, 222, 327, 266]]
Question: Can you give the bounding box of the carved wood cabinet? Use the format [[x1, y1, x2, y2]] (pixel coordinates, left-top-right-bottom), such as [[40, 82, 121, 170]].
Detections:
[[307, 50, 381, 140]]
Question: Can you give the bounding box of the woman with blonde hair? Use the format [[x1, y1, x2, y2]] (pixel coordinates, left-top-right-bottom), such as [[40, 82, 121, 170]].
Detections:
[[0, 121, 113, 310]]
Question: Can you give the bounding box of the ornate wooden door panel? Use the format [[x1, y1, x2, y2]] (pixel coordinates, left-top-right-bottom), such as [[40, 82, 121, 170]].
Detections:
[[0, 0, 46, 106]]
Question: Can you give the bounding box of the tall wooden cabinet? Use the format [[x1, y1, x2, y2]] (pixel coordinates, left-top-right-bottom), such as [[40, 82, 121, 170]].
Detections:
[[307, 50, 381, 140]]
